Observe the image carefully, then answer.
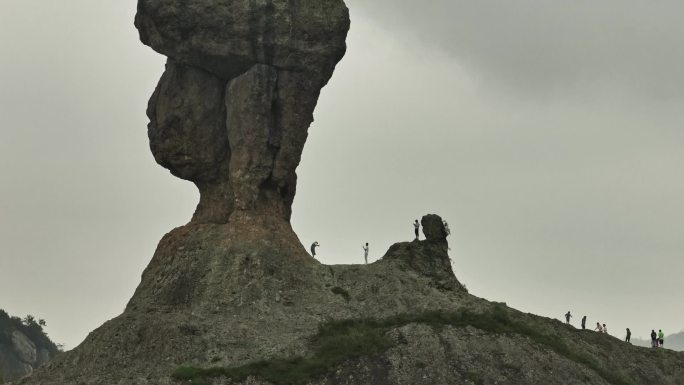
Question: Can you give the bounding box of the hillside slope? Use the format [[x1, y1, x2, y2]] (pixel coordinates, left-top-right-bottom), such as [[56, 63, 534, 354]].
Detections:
[[15, 216, 684, 385]]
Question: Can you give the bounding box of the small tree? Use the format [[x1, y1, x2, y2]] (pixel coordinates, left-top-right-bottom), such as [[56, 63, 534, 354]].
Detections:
[[38, 319, 46, 327], [22, 314, 36, 326]]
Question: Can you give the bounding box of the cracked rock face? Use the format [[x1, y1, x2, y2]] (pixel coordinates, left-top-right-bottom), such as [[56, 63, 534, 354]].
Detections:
[[139, 0, 350, 224]]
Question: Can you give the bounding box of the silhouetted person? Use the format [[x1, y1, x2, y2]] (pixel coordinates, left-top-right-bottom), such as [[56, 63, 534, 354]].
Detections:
[[603, 324, 608, 334], [625, 328, 631, 343], [363, 243, 369, 264], [310, 241, 320, 257], [581, 315, 587, 330], [565, 311, 572, 324], [414, 219, 420, 240], [659, 329, 665, 347], [651, 329, 658, 348], [595, 323, 603, 333]]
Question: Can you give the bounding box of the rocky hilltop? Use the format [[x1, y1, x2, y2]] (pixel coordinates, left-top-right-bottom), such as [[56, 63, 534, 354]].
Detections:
[[0, 311, 58, 383], [16, 1, 684, 385]]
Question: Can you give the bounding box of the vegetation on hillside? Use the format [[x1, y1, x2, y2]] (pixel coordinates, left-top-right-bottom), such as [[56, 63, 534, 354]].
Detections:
[[0, 309, 60, 355], [172, 305, 635, 385]]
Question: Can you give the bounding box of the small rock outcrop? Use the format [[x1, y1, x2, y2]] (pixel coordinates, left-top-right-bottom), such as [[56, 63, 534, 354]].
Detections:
[[421, 214, 448, 241]]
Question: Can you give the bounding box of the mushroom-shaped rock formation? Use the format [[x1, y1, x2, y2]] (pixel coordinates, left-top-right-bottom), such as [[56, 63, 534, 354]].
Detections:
[[138, 0, 350, 224], [15, 2, 684, 384]]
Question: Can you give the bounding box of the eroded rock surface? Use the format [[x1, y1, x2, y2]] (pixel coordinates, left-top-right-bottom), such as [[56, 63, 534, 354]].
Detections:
[[141, 0, 349, 224], [135, 0, 349, 80]]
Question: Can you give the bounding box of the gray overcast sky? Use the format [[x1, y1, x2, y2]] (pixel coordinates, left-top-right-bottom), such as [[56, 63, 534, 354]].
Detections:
[[1, 1, 682, 349]]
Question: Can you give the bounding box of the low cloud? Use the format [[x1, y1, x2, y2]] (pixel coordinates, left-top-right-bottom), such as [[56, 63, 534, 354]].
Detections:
[[351, 0, 684, 99]]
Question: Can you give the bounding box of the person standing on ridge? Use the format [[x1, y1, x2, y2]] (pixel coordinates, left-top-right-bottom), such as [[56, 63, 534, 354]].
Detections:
[[581, 315, 587, 330], [363, 243, 369, 265], [658, 329, 665, 347], [651, 329, 658, 348], [310, 241, 320, 257], [625, 328, 631, 343], [594, 323, 603, 333], [414, 219, 420, 240], [565, 311, 572, 324]]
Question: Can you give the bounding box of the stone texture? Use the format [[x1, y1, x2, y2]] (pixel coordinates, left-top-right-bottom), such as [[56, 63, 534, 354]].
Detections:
[[11, 331, 36, 365], [147, 60, 229, 183], [421, 214, 448, 241], [225, 64, 279, 212], [141, 0, 349, 224], [134, 0, 350, 81]]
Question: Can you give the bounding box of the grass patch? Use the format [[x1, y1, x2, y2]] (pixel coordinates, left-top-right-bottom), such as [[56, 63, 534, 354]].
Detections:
[[173, 304, 634, 385], [330, 286, 350, 302], [173, 318, 393, 385]]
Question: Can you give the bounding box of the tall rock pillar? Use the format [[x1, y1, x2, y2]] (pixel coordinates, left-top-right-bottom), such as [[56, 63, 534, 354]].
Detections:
[[136, 0, 350, 224]]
